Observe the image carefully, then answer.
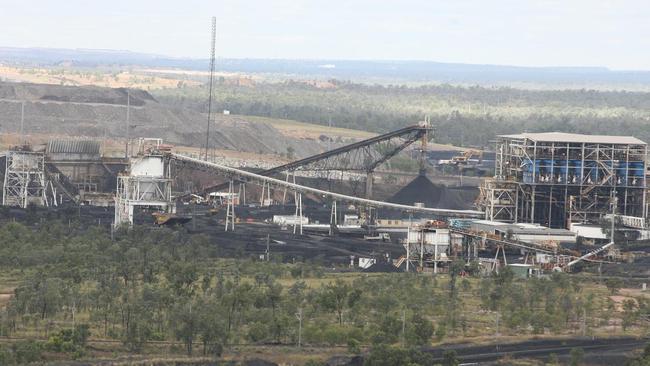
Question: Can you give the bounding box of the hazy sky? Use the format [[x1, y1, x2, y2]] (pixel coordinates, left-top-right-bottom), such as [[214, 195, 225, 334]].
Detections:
[[1, 0, 649, 70]]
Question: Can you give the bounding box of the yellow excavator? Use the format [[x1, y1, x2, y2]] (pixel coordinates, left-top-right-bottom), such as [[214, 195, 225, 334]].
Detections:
[[152, 212, 192, 226], [438, 149, 484, 173], [450, 149, 483, 165]]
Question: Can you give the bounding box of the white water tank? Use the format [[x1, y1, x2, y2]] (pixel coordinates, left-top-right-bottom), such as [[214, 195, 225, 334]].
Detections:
[[130, 156, 164, 177]]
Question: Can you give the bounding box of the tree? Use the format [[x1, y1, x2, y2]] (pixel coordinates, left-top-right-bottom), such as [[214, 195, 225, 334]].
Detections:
[[347, 338, 361, 354], [172, 300, 201, 355], [90, 271, 121, 337], [123, 316, 151, 352], [198, 298, 226, 356], [71, 324, 90, 347], [247, 321, 270, 343], [13, 275, 67, 320], [223, 280, 254, 342], [165, 262, 199, 297], [605, 278, 624, 295], [119, 290, 153, 353], [442, 350, 459, 366], [406, 313, 433, 346], [622, 299, 639, 331], [569, 347, 584, 366], [256, 278, 285, 342], [286, 146, 295, 159], [370, 314, 401, 345], [319, 280, 362, 325], [11, 340, 43, 364], [447, 259, 466, 333], [201, 270, 213, 293], [626, 342, 650, 366]]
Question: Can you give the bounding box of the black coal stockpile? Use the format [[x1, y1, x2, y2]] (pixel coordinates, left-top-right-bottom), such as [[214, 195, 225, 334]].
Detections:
[[363, 261, 402, 273], [387, 175, 477, 210]]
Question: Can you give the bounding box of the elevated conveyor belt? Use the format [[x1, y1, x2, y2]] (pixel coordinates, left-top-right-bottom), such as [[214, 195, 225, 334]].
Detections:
[[170, 153, 483, 218], [200, 123, 430, 195]]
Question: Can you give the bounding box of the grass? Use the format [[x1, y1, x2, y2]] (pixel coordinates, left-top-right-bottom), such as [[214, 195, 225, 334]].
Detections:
[[242, 115, 375, 140], [233, 115, 464, 151]]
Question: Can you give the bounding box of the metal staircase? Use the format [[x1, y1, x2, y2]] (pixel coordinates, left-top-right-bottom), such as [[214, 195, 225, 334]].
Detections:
[[581, 160, 615, 196]]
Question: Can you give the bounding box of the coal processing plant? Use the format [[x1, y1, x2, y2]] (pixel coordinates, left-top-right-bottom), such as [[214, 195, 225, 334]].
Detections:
[[480, 132, 646, 228], [1, 127, 649, 275]]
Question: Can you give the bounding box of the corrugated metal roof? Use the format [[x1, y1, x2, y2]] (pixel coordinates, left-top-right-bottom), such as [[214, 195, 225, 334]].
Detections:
[[46, 140, 101, 155], [499, 132, 646, 145], [470, 220, 575, 235], [504, 228, 575, 236]]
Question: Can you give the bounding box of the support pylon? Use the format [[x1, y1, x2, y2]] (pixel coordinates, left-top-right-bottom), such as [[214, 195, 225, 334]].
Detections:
[[293, 192, 303, 235], [238, 183, 246, 206], [225, 180, 235, 231], [329, 201, 337, 236]]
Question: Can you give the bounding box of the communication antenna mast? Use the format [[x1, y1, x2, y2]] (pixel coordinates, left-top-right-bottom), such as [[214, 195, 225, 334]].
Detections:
[[204, 16, 217, 161]]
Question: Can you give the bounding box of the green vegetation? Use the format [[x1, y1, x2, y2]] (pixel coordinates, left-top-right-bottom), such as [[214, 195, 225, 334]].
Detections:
[[153, 80, 650, 148], [628, 343, 650, 366], [0, 217, 648, 364], [570, 347, 585, 366]]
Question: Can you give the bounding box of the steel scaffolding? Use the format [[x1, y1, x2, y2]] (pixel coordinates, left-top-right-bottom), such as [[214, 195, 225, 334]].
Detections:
[[479, 179, 518, 223], [2, 151, 48, 208], [480, 132, 647, 228]]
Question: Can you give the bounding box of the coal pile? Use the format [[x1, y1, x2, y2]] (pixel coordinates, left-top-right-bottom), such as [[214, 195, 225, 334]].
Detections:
[[363, 261, 402, 273], [386, 175, 477, 210]]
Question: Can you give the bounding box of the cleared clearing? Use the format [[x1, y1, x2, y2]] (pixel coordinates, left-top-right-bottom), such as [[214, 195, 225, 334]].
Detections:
[[236, 115, 375, 139]]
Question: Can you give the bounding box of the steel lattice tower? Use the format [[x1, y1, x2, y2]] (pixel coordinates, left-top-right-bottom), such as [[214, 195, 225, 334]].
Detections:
[[3, 151, 48, 208]]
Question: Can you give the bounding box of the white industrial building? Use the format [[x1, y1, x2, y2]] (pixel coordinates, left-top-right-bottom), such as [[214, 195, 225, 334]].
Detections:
[[469, 220, 576, 245]]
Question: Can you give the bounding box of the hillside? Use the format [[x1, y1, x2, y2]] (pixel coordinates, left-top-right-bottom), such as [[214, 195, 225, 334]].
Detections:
[[0, 81, 370, 158]]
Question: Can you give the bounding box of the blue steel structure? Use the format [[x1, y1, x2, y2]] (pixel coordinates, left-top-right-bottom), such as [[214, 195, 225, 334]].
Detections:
[[481, 132, 647, 228]]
